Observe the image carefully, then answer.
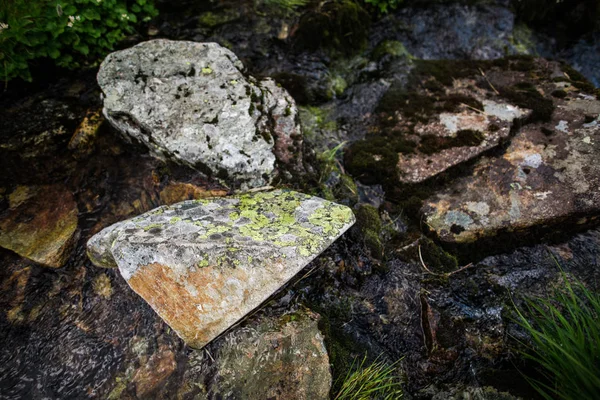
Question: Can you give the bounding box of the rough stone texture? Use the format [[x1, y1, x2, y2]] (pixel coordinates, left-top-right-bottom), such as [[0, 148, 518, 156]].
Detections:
[[97, 39, 303, 189], [371, 4, 518, 60], [87, 190, 355, 348], [213, 309, 331, 399], [397, 95, 528, 184], [423, 89, 600, 243], [0, 185, 79, 267]]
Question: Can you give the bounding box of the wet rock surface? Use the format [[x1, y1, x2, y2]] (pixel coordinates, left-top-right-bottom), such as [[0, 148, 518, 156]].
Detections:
[[422, 61, 600, 245], [98, 39, 303, 189], [209, 309, 331, 400], [87, 190, 355, 348], [0, 185, 79, 267]]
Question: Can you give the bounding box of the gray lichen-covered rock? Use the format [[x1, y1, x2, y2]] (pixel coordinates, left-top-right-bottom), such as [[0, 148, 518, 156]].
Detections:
[[97, 39, 303, 189], [87, 190, 355, 348], [422, 84, 600, 244]]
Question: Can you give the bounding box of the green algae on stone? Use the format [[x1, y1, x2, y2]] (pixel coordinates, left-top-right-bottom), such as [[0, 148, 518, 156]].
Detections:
[[86, 189, 355, 349]]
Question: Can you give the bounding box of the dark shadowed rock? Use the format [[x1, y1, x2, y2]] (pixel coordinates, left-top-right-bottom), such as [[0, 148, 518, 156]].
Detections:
[[87, 190, 355, 349], [0, 185, 79, 267], [97, 39, 303, 189]]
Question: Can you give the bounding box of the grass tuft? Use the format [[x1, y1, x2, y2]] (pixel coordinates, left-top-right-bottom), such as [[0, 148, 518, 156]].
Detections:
[[334, 355, 403, 400], [513, 272, 600, 400]]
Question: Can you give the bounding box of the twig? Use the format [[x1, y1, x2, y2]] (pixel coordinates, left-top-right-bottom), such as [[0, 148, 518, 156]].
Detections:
[[461, 103, 485, 114], [418, 245, 436, 275], [479, 68, 499, 95], [418, 244, 474, 277], [447, 262, 474, 277]]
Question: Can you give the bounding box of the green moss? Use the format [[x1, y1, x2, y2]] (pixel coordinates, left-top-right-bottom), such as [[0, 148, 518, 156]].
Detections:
[[198, 10, 240, 29], [372, 40, 412, 61], [345, 137, 406, 186], [499, 82, 554, 122], [355, 204, 384, 259], [419, 130, 485, 155], [551, 89, 568, 98], [408, 237, 458, 274]]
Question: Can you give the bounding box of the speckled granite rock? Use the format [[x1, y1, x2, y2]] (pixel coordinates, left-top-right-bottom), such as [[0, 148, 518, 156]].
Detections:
[[87, 190, 355, 348], [423, 86, 600, 243], [0, 185, 79, 267], [97, 39, 303, 189]]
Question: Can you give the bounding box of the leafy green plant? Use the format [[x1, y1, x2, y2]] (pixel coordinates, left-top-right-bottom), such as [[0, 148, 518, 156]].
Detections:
[[334, 355, 403, 400], [362, 0, 401, 14], [0, 0, 158, 83], [513, 272, 600, 400]]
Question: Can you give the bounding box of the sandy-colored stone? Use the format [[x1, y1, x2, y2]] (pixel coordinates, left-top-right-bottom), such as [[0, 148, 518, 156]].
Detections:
[[0, 185, 79, 267]]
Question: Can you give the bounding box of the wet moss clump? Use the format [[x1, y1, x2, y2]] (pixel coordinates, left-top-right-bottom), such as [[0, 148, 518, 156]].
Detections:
[[551, 89, 567, 98], [355, 204, 384, 260], [410, 237, 458, 274], [560, 64, 600, 99], [344, 136, 416, 186], [499, 82, 554, 122], [294, 0, 370, 56], [419, 130, 485, 155]]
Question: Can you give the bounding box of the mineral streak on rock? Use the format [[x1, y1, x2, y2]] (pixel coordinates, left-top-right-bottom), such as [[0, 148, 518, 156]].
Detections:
[[0, 185, 79, 268], [423, 90, 600, 244], [87, 190, 355, 348], [97, 39, 303, 189]]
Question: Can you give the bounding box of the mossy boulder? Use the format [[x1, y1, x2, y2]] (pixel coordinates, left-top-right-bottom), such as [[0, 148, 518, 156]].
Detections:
[[345, 57, 541, 186], [87, 190, 355, 349]]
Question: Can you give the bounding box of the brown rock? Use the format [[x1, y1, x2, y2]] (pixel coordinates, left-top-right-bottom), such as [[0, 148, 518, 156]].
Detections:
[[159, 182, 227, 205], [422, 84, 600, 244], [0, 185, 79, 267], [68, 108, 104, 156], [132, 345, 177, 398]]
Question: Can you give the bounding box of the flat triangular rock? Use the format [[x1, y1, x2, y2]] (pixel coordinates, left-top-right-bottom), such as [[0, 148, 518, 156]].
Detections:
[[87, 190, 355, 348]]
